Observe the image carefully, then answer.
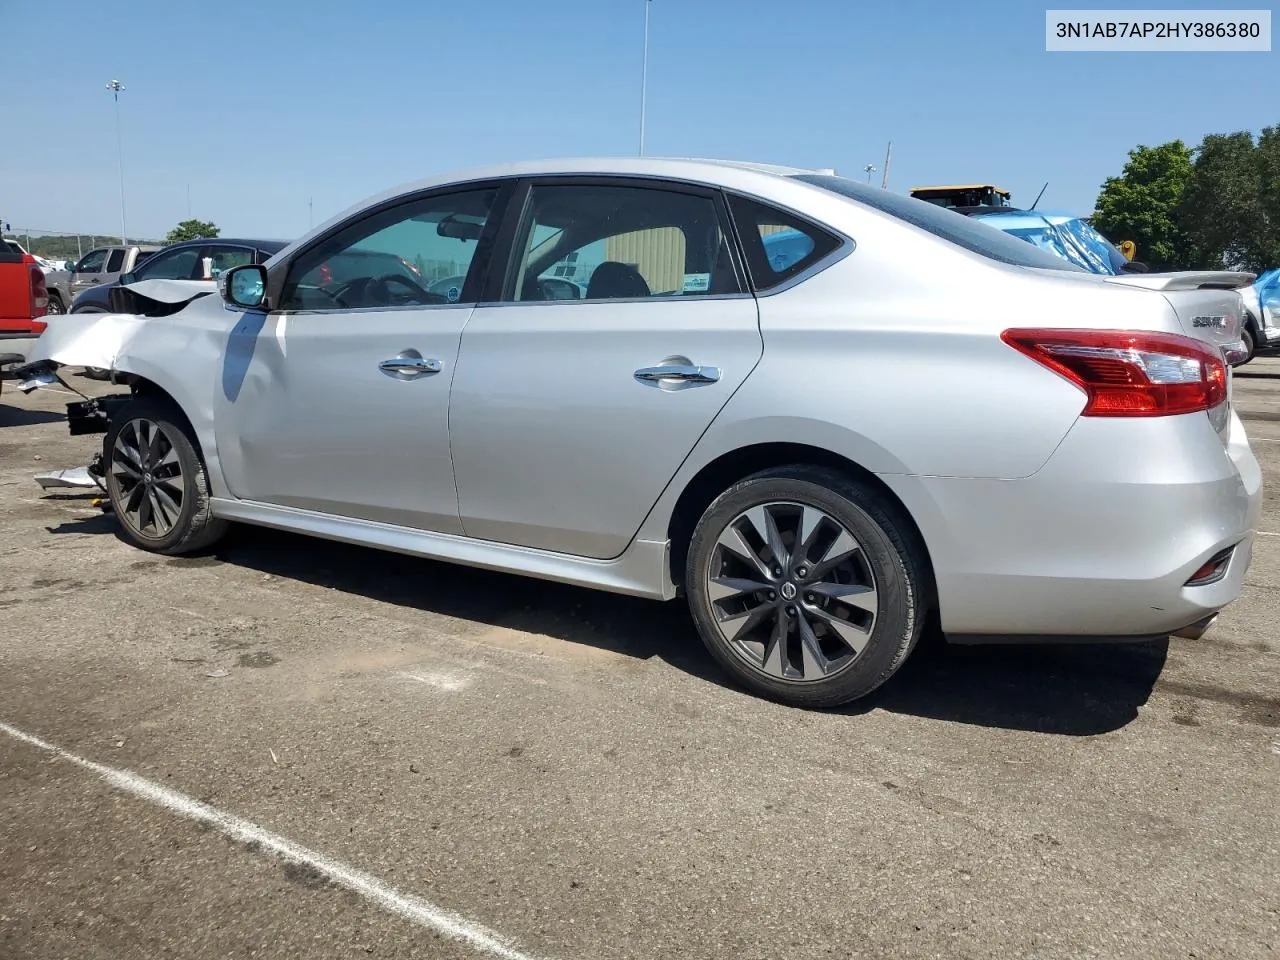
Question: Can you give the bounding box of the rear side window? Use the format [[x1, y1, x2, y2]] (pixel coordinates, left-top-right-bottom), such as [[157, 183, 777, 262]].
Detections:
[[791, 173, 1085, 273], [106, 249, 126, 272], [727, 194, 841, 291], [505, 182, 741, 302]]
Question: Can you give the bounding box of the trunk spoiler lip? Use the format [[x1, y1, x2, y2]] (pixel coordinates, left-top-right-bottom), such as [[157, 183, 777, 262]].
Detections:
[[1104, 270, 1257, 291]]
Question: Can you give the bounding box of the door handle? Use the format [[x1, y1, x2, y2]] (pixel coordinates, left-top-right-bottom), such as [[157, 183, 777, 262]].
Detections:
[[633, 363, 721, 385], [379, 356, 442, 376]]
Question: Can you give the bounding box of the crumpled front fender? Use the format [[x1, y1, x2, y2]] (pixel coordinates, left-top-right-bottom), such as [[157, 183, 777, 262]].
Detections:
[[23, 312, 150, 372], [22, 278, 216, 375]]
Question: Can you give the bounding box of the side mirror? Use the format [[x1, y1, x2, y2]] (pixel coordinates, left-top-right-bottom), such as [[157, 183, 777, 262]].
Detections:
[[220, 264, 268, 309]]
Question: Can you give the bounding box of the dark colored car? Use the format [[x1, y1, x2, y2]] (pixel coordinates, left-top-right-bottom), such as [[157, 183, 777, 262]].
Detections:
[[69, 238, 288, 313]]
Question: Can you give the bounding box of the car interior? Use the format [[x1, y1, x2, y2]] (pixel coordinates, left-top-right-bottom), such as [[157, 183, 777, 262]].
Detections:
[[513, 186, 739, 302]]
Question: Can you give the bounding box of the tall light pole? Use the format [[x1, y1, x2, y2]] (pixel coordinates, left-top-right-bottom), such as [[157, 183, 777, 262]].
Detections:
[[107, 80, 128, 244], [864, 164, 877, 184], [638, 0, 651, 155]]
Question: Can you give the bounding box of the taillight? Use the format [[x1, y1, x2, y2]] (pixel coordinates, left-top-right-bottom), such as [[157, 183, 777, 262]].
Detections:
[[1001, 328, 1227, 417], [28, 263, 49, 323]]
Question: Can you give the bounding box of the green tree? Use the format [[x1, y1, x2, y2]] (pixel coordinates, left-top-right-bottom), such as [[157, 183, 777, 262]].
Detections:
[[1258, 125, 1280, 269], [165, 219, 219, 244], [1179, 132, 1265, 270], [1093, 140, 1194, 270]]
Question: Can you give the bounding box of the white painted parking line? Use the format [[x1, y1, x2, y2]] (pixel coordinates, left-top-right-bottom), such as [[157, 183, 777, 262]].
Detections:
[[0, 721, 540, 960], [1257, 531, 1280, 537], [396, 670, 471, 691]]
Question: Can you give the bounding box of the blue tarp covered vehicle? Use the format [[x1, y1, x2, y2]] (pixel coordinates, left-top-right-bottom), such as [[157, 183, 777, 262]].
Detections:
[[967, 209, 1130, 275]]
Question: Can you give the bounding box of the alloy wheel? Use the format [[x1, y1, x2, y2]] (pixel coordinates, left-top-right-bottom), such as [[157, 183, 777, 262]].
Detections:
[[110, 418, 186, 539], [706, 501, 879, 682]]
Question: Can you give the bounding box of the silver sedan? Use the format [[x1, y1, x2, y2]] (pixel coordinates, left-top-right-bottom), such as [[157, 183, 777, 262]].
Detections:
[[24, 157, 1262, 707]]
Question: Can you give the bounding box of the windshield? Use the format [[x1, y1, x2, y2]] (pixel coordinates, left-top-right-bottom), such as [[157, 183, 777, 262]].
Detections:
[[1001, 226, 1077, 263], [1055, 217, 1127, 275], [791, 174, 1086, 273]]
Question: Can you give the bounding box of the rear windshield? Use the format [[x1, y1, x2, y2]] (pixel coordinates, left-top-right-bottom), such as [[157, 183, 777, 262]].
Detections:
[[790, 174, 1086, 273]]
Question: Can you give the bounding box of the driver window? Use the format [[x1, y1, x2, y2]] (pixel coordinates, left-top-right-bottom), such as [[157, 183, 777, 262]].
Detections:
[[76, 249, 108, 274], [280, 188, 498, 312], [135, 247, 201, 280]]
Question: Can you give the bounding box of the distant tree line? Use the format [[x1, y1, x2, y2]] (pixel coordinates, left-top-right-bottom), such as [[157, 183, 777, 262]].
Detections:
[[0, 233, 163, 260], [1, 218, 216, 261], [1093, 125, 1280, 273]]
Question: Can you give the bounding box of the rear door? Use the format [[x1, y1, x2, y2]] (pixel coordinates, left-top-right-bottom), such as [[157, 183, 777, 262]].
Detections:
[[101, 247, 127, 285], [449, 177, 762, 559]]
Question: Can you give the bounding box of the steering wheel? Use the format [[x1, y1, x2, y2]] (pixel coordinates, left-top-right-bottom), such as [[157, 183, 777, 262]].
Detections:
[[368, 273, 447, 306]]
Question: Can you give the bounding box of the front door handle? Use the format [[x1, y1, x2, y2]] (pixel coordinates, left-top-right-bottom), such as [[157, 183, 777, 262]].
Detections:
[[633, 363, 721, 385], [379, 356, 442, 377]]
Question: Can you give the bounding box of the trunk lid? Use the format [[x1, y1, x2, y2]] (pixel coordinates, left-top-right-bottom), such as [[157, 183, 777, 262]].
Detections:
[[1104, 271, 1253, 362], [1105, 270, 1252, 443]]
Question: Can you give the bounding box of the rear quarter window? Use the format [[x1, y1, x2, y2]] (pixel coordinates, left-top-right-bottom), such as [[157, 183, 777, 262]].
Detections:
[[727, 194, 843, 291], [791, 173, 1086, 273]]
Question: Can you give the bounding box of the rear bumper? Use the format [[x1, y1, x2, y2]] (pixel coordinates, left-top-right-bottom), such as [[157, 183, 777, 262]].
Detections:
[[884, 408, 1261, 639]]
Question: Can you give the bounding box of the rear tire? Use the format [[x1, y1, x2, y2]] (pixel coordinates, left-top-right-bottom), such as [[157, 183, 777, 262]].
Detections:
[[1241, 326, 1257, 365], [685, 466, 927, 708], [103, 397, 228, 555]]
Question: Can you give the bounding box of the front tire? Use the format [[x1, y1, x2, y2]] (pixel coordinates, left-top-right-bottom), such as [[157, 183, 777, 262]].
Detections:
[[71, 306, 113, 379], [685, 466, 926, 708], [46, 292, 64, 315], [103, 397, 228, 555]]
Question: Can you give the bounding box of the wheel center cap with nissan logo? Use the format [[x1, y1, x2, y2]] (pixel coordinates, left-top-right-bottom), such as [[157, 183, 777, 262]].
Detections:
[[780, 582, 798, 601]]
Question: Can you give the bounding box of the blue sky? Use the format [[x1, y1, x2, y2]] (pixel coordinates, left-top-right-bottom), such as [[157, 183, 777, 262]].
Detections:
[[1, 0, 1274, 242]]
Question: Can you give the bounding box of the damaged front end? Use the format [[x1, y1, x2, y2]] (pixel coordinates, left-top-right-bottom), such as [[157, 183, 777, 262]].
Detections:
[[14, 278, 219, 498], [14, 277, 214, 392]]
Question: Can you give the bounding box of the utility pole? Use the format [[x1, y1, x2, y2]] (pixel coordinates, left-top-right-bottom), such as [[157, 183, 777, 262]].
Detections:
[[308, 197, 314, 229], [107, 79, 128, 244], [639, 0, 651, 155], [880, 141, 892, 189]]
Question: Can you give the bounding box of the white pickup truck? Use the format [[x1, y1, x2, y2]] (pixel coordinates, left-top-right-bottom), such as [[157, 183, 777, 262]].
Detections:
[[42, 243, 161, 314]]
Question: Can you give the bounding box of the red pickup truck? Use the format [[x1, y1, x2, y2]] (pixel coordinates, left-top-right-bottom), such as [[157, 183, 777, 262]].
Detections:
[[0, 242, 50, 395]]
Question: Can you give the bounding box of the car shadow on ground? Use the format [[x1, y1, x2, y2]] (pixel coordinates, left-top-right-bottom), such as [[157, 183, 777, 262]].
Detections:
[[0, 405, 66, 427], [203, 527, 1165, 737]]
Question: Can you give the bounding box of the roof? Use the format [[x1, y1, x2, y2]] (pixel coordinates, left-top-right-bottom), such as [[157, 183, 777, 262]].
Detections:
[[958, 207, 1080, 226], [294, 156, 842, 251], [153, 237, 291, 251]]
